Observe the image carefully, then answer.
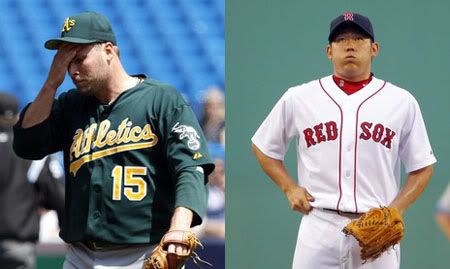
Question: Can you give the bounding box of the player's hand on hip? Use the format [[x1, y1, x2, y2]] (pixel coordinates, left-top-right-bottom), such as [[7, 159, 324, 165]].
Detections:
[[45, 44, 78, 89], [285, 186, 315, 214], [167, 243, 188, 255]]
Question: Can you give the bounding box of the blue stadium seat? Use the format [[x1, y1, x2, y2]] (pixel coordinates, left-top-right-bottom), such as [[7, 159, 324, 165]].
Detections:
[[0, 0, 13, 9], [145, 0, 180, 19], [46, 0, 80, 18], [157, 18, 192, 39], [123, 18, 161, 42], [201, 36, 224, 78], [141, 52, 178, 76], [121, 56, 145, 76], [0, 68, 17, 93], [214, 0, 225, 20]]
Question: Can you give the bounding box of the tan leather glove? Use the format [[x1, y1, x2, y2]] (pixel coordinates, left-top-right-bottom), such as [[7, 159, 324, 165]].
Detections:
[[342, 207, 404, 262], [142, 230, 211, 269]]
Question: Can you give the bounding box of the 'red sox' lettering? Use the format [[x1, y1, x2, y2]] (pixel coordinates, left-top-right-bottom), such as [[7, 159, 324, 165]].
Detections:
[[359, 122, 396, 149], [303, 121, 396, 149], [303, 121, 338, 147]]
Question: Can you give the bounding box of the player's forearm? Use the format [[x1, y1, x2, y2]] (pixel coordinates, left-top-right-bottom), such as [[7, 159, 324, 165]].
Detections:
[[21, 84, 58, 128], [169, 207, 193, 231], [436, 213, 450, 241], [389, 165, 434, 214], [251, 143, 297, 194]]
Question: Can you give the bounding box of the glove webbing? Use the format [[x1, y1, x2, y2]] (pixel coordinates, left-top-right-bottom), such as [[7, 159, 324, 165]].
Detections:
[[191, 251, 213, 268]]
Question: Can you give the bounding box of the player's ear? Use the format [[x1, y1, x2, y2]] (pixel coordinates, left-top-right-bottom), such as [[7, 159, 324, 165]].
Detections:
[[326, 44, 332, 60], [104, 42, 115, 61], [371, 41, 379, 58]]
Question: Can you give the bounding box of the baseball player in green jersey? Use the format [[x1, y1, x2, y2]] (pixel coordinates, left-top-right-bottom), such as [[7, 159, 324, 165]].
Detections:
[[13, 11, 214, 269]]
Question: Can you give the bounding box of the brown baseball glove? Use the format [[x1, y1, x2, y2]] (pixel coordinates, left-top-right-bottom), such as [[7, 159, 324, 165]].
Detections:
[[142, 230, 211, 269], [342, 207, 404, 262]]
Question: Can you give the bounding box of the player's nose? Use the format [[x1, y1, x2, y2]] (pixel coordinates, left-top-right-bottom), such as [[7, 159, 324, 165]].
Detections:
[[68, 64, 79, 78], [341, 38, 357, 49], [344, 43, 356, 51]]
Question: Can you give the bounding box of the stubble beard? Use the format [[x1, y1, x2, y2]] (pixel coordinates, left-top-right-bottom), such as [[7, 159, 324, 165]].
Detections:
[[76, 74, 108, 96]]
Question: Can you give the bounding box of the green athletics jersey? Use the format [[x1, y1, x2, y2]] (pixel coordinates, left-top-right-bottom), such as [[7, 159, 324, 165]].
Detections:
[[13, 77, 214, 244]]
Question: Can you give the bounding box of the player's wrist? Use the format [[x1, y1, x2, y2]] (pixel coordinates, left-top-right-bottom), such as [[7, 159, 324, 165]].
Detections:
[[169, 207, 193, 231], [42, 80, 60, 92], [388, 204, 405, 215], [280, 180, 298, 194]]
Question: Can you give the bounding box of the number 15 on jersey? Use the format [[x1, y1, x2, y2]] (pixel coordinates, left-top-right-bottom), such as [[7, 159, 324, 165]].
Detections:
[[111, 165, 147, 201]]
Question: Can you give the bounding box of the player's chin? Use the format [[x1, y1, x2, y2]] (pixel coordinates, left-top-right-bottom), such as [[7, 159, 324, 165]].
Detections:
[[76, 86, 95, 96], [342, 61, 359, 68], [341, 65, 361, 75]]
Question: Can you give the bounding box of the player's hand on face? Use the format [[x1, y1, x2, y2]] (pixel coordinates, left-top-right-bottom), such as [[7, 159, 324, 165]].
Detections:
[[167, 243, 188, 255], [285, 186, 315, 215], [46, 43, 78, 89]]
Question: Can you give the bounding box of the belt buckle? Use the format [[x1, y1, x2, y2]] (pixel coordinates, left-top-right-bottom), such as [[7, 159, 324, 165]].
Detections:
[[91, 242, 105, 250], [82, 241, 104, 251]]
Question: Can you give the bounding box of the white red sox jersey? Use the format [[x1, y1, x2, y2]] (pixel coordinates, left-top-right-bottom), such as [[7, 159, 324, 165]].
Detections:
[[252, 75, 437, 213]]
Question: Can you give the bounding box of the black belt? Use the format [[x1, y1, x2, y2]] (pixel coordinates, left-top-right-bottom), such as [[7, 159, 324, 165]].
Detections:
[[78, 241, 151, 251], [322, 208, 363, 218]]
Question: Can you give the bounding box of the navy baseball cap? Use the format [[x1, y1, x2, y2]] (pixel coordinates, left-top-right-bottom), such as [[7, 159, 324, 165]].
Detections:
[[45, 11, 117, 50], [328, 12, 374, 42]]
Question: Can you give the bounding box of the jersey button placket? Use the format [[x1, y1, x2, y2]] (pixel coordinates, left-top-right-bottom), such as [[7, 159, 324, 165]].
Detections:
[[345, 170, 351, 178], [346, 145, 352, 178], [93, 211, 101, 219], [91, 161, 103, 222], [340, 102, 357, 211], [93, 184, 101, 192]]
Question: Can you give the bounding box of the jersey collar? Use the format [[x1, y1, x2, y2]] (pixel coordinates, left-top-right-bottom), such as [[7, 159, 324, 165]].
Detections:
[[319, 75, 385, 105]]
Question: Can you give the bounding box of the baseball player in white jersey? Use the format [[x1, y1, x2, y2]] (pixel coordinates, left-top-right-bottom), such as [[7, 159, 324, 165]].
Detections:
[[251, 12, 436, 269], [436, 183, 450, 241]]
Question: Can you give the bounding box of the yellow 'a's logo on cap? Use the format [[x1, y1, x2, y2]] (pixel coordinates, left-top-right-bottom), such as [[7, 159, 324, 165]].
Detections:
[[61, 18, 76, 32]]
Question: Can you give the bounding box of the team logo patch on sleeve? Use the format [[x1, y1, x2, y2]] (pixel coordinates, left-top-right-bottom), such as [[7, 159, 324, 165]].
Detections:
[[172, 122, 201, 150]]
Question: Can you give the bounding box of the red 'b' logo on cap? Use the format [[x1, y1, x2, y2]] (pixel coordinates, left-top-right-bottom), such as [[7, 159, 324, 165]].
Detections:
[[343, 12, 354, 21]]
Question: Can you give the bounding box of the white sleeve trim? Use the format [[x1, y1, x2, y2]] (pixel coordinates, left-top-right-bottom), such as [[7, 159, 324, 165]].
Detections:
[[404, 157, 436, 173], [251, 137, 285, 161]]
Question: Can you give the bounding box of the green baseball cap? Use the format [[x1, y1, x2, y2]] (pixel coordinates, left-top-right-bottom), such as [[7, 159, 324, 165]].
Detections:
[[45, 11, 117, 50]]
